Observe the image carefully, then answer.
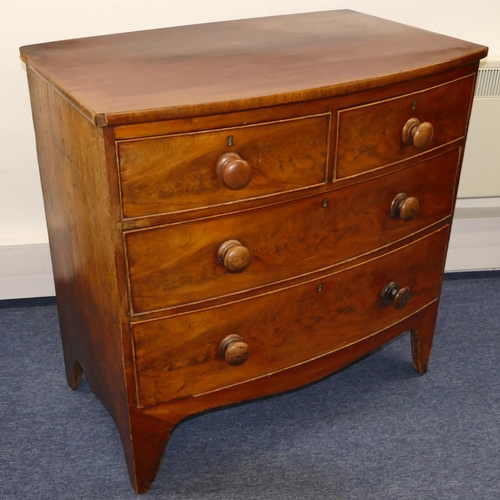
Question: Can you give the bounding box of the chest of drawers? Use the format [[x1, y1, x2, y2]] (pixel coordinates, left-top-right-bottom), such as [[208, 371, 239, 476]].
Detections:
[[20, 10, 487, 493]]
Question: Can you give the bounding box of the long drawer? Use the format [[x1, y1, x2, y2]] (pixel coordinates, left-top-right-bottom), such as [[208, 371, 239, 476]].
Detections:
[[126, 148, 459, 314], [132, 226, 450, 407]]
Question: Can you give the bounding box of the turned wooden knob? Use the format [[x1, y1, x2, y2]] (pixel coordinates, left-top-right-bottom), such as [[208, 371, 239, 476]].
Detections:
[[216, 152, 252, 190], [390, 193, 419, 221], [217, 239, 251, 273], [218, 334, 249, 366], [381, 281, 411, 309], [402, 118, 434, 149]]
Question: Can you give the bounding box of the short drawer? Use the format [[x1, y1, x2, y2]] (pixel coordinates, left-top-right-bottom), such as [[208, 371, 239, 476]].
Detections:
[[336, 74, 475, 178], [132, 226, 449, 406], [125, 148, 459, 314], [118, 114, 329, 218]]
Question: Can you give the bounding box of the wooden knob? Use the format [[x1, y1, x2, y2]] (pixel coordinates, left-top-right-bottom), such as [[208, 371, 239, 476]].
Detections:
[[216, 152, 252, 190], [402, 118, 434, 149], [390, 193, 419, 221], [381, 281, 411, 309], [217, 239, 251, 273], [218, 334, 249, 366]]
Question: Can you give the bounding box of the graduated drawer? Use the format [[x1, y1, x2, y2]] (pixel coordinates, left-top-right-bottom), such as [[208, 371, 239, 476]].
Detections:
[[336, 74, 475, 178], [125, 148, 459, 314], [132, 226, 449, 406], [118, 114, 329, 218]]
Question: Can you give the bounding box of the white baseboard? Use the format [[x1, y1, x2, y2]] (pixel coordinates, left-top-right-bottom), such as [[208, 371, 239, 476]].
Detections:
[[1, 199, 499, 300], [445, 198, 500, 272], [0, 243, 54, 300]]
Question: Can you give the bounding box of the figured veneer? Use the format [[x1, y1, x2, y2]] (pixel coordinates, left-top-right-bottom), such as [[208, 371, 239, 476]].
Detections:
[[118, 114, 329, 218], [20, 10, 487, 494], [336, 74, 475, 178], [131, 227, 449, 407], [125, 149, 460, 314]]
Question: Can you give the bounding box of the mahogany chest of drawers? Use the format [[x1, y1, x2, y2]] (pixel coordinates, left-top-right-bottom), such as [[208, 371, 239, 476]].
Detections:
[[20, 10, 487, 493]]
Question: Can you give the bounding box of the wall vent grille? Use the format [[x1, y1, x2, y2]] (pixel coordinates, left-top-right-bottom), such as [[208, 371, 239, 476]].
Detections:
[[475, 67, 500, 97]]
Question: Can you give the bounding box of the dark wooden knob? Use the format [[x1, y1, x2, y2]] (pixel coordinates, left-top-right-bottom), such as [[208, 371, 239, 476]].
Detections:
[[402, 118, 434, 149], [216, 152, 252, 190], [390, 193, 419, 221], [381, 281, 411, 309], [218, 334, 249, 366], [217, 239, 251, 273]]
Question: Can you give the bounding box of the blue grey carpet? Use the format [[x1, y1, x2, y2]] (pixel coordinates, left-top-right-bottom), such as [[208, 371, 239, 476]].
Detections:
[[1, 276, 499, 499]]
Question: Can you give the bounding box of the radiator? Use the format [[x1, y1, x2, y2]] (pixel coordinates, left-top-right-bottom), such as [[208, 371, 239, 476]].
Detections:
[[447, 60, 500, 271], [458, 59, 500, 198]]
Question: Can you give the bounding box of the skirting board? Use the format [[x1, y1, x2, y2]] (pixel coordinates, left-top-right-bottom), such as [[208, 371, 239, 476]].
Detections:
[[0, 243, 55, 300], [1, 199, 499, 300], [446, 198, 500, 272]]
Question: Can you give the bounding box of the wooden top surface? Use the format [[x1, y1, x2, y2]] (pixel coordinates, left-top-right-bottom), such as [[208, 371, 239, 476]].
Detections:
[[20, 10, 487, 126]]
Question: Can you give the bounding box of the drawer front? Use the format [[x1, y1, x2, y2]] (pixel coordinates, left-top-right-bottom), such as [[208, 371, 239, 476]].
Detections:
[[132, 226, 450, 407], [118, 114, 329, 218], [126, 149, 459, 314], [336, 75, 474, 178]]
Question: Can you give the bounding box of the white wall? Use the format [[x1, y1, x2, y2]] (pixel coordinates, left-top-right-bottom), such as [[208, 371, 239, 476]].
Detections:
[[1, 1, 499, 298]]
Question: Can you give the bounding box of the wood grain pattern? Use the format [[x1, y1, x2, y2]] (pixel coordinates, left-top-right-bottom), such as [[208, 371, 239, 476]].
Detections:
[[25, 68, 144, 487], [21, 10, 486, 494], [131, 226, 450, 406], [134, 301, 440, 491], [19, 11, 487, 126], [27, 68, 126, 409], [118, 114, 329, 218], [126, 148, 459, 314], [336, 74, 475, 177], [113, 63, 479, 142], [142, 302, 440, 423]]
